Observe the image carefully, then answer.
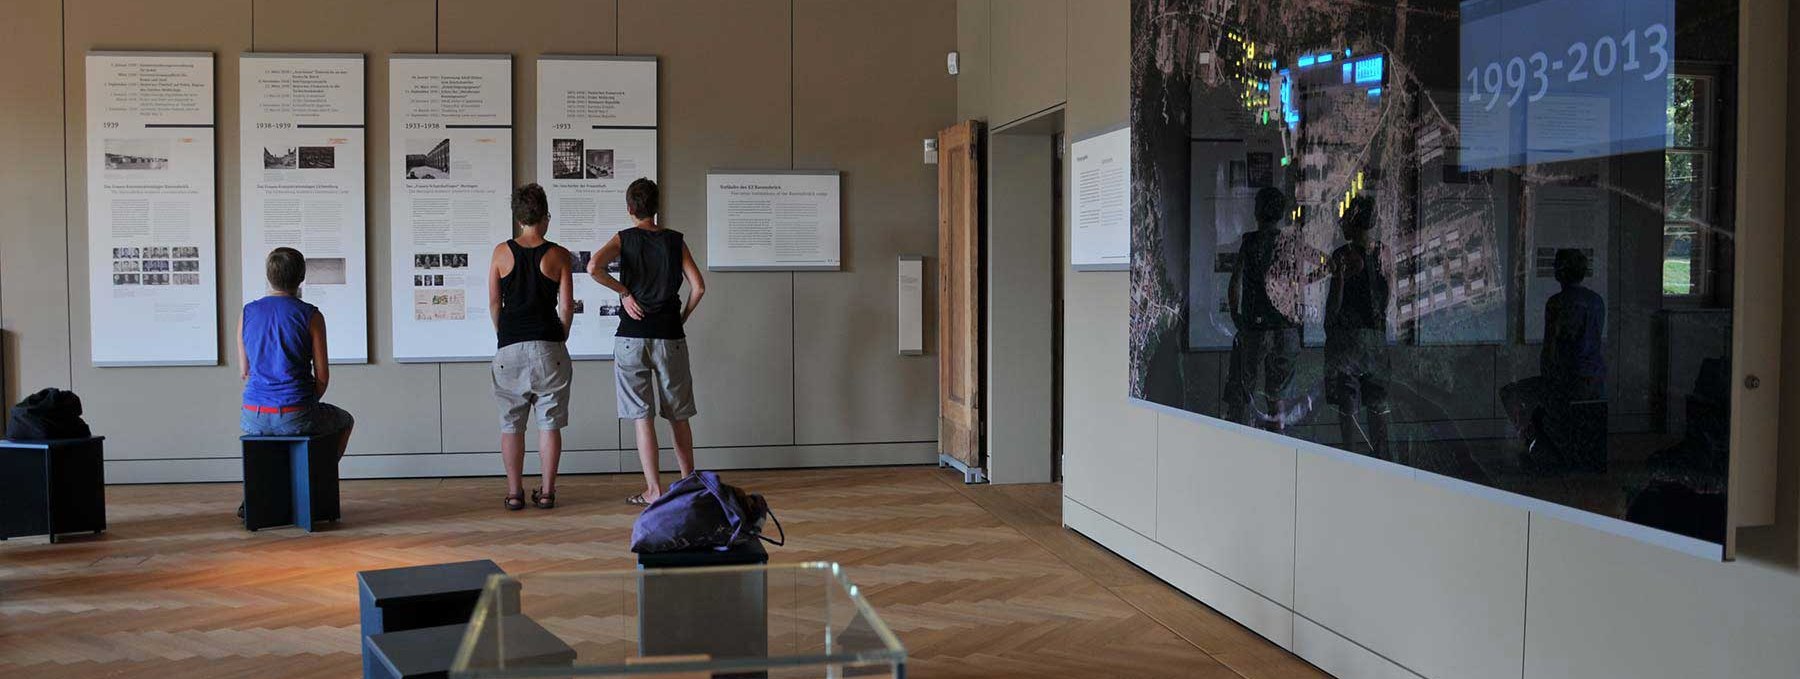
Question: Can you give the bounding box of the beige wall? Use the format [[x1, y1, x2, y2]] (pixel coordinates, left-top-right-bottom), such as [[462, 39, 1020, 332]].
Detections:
[[0, 0, 955, 481], [964, 0, 1800, 677], [0, 0, 72, 411]]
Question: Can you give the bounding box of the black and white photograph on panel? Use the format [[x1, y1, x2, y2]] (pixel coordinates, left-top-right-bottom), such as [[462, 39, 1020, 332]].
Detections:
[[264, 146, 298, 169], [404, 138, 450, 179], [552, 138, 585, 179], [103, 139, 169, 170], [299, 146, 335, 169], [585, 148, 614, 179], [308, 257, 347, 285]]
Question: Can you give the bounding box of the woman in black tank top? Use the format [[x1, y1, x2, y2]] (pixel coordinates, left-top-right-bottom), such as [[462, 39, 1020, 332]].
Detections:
[[497, 239, 567, 347], [489, 183, 575, 512], [615, 228, 687, 339]]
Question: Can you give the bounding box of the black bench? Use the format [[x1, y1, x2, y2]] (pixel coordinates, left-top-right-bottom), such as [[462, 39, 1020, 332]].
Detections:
[[241, 434, 339, 531], [0, 437, 106, 543], [638, 541, 770, 678]]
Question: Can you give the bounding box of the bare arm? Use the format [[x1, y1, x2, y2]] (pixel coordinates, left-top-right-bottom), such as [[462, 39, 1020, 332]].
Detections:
[[680, 243, 706, 323], [557, 247, 575, 334], [589, 234, 643, 320], [588, 234, 628, 295], [309, 310, 331, 397], [488, 242, 507, 331], [237, 310, 248, 381]]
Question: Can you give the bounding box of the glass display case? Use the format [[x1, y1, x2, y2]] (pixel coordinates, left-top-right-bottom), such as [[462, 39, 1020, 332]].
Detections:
[[451, 562, 906, 678]]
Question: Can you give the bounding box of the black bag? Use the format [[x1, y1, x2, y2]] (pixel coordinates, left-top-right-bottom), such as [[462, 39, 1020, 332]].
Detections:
[[6, 388, 92, 441]]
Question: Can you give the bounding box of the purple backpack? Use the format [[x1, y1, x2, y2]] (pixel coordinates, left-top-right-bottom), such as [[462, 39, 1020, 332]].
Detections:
[[630, 472, 785, 553]]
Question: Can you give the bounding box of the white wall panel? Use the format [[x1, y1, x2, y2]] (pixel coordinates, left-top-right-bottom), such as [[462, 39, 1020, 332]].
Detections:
[[1156, 412, 1297, 606], [1293, 616, 1424, 679], [1525, 515, 1800, 679], [1065, 496, 1295, 648], [1060, 273, 1158, 533], [1295, 449, 1528, 679]]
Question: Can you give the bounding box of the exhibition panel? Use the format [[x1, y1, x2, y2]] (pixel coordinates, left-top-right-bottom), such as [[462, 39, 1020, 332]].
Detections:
[[536, 55, 658, 359], [239, 53, 369, 364], [1070, 123, 1130, 271], [86, 52, 220, 367], [1127, 0, 1743, 554], [388, 54, 514, 363], [706, 171, 843, 271]]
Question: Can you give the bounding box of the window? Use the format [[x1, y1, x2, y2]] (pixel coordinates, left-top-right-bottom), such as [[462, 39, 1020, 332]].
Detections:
[[1663, 70, 1717, 299]]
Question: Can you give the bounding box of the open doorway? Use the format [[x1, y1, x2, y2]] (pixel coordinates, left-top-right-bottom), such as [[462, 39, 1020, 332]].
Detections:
[[982, 109, 1064, 484]]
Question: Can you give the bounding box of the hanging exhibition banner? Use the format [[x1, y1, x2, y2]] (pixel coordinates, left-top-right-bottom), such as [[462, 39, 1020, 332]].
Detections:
[[86, 51, 219, 367], [388, 55, 513, 362], [1071, 124, 1130, 271], [706, 171, 842, 271], [240, 53, 368, 363], [537, 55, 659, 359]]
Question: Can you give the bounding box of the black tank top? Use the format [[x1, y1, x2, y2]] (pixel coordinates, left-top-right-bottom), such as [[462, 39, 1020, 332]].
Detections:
[[1328, 243, 1388, 330], [497, 239, 565, 348], [617, 227, 685, 339]]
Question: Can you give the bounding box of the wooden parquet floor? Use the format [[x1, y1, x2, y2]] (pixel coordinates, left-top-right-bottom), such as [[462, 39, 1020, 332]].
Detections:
[[0, 467, 1328, 678]]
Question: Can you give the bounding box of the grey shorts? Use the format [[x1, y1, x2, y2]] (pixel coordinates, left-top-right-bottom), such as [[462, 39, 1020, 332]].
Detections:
[[492, 340, 573, 433], [614, 336, 697, 421]]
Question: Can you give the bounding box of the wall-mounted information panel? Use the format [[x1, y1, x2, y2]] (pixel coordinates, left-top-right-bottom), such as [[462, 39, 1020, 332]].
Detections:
[[537, 55, 658, 359], [706, 171, 842, 271], [388, 54, 513, 363], [86, 51, 219, 367], [240, 53, 368, 363], [1070, 124, 1130, 271]]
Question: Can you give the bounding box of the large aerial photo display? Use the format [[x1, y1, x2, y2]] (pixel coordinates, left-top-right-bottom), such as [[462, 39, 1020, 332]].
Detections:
[[1128, 0, 1739, 547]]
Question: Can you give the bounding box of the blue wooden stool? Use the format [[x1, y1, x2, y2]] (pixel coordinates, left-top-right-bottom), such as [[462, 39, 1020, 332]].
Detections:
[[241, 434, 340, 532], [359, 559, 518, 679], [0, 437, 106, 543]]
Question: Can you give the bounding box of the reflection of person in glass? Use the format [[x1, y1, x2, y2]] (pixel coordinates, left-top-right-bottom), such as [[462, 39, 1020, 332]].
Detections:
[[1501, 248, 1606, 458], [1324, 196, 1391, 456], [1222, 187, 1300, 429]]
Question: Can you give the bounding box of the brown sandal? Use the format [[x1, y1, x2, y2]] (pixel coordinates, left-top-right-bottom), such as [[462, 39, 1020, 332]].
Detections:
[[626, 493, 651, 507], [504, 493, 526, 511], [531, 488, 556, 509]]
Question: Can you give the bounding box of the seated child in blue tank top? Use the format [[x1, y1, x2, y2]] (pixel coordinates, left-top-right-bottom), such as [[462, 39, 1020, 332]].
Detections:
[[239, 247, 355, 453]]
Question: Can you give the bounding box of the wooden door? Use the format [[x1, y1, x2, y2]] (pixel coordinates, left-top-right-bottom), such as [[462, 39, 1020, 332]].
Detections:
[[938, 121, 984, 473]]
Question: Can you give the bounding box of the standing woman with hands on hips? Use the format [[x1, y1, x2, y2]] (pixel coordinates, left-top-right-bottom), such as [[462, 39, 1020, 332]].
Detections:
[[589, 178, 706, 507]]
